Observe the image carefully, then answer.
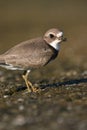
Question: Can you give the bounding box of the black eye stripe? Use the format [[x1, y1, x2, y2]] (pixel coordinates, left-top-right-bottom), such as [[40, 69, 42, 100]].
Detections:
[[49, 34, 55, 38]]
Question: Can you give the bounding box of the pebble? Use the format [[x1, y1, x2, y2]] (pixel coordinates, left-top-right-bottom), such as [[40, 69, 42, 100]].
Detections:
[[12, 115, 26, 126]]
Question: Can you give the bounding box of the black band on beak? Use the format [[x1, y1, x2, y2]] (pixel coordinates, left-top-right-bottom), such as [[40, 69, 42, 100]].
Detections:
[[62, 37, 67, 42]]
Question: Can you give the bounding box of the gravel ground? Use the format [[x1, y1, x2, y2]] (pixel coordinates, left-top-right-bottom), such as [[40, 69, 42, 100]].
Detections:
[[0, 1, 87, 130], [0, 70, 87, 130]]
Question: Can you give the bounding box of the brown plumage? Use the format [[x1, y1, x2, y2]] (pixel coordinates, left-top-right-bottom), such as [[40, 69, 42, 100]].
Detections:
[[0, 37, 58, 69], [0, 28, 66, 92]]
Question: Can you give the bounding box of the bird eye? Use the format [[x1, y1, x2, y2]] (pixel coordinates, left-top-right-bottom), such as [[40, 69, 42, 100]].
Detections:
[[49, 34, 55, 38]]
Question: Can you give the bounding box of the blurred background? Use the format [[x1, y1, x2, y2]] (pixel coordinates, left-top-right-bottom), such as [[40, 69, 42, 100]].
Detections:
[[0, 0, 87, 79]]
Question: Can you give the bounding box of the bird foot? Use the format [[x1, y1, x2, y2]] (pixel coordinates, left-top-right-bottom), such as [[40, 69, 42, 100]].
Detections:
[[22, 74, 41, 93], [27, 81, 41, 93], [31, 86, 41, 93]]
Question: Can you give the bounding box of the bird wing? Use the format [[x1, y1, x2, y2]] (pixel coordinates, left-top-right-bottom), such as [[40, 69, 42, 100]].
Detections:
[[0, 37, 57, 69]]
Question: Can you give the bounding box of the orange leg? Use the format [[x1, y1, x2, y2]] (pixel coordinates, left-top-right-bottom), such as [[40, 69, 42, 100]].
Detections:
[[22, 70, 39, 92]]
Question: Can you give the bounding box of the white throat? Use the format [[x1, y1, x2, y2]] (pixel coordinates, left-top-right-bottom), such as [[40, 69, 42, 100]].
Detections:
[[50, 39, 60, 51]]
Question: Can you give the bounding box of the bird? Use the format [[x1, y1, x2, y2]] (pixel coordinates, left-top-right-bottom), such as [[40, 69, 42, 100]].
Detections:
[[0, 28, 66, 92]]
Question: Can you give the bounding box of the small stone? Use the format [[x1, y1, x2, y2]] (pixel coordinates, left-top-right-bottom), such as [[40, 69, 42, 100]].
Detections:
[[19, 105, 24, 111], [12, 115, 26, 126], [17, 98, 24, 103]]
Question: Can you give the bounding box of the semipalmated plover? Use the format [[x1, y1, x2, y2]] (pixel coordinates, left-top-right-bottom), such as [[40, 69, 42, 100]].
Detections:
[[0, 28, 66, 92]]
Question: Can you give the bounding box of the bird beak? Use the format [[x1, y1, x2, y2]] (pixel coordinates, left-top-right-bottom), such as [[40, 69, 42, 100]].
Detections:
[[56, 32, 67, 43], [62, 37, 67, 42], [58, 36, 67, 43]]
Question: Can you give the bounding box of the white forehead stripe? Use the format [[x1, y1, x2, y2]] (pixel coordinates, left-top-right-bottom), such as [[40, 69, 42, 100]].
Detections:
[[57, 32, 63, 37], [50, 39, 60, 51]]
